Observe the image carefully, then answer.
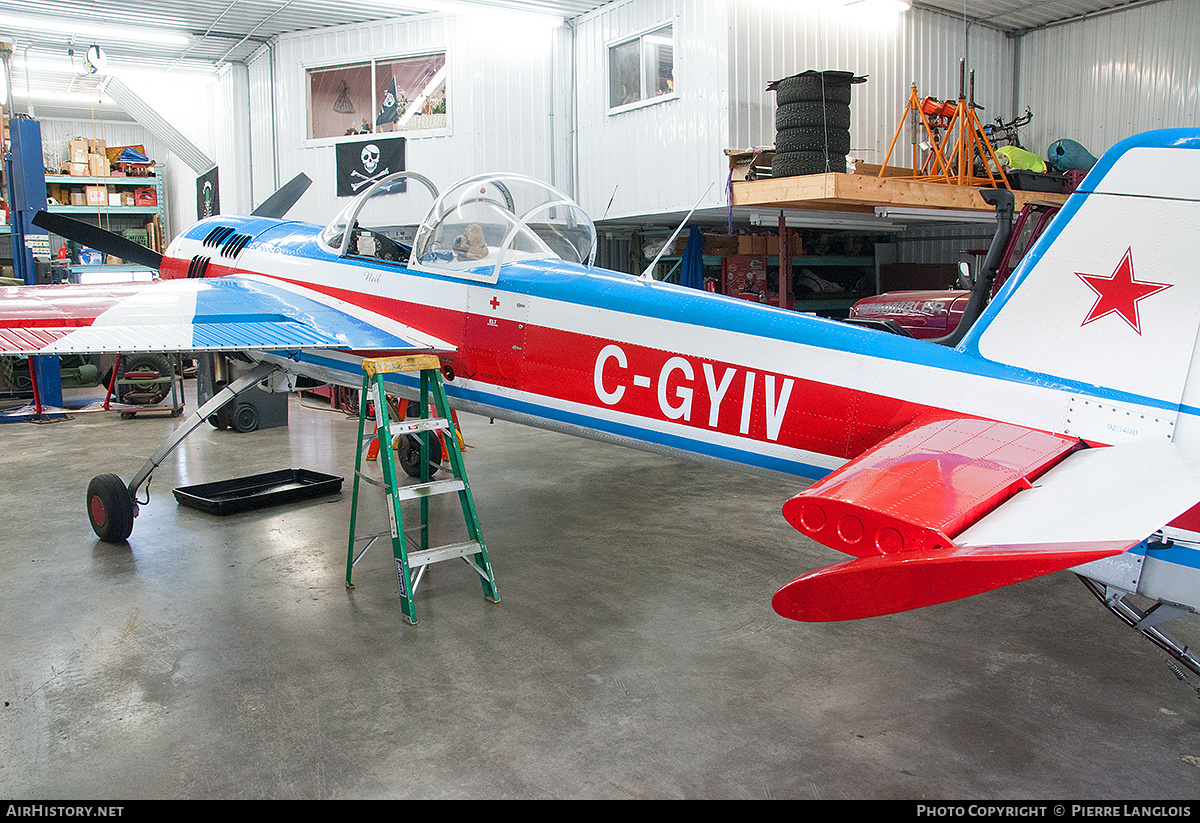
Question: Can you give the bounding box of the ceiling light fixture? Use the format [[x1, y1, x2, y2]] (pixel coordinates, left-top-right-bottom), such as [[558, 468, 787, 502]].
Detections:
[[842, 0, 912, 11], [875, 207, 998, 224], [0, 14, 190, 47], [751, 211, 903, 232]]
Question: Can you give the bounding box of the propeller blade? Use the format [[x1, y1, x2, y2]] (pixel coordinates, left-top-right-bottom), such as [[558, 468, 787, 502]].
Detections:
[[251, 173, 312, 218], [31, 211, 164, 270]]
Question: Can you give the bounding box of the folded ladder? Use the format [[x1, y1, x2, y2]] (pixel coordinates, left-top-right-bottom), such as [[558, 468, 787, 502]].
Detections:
[[345, 355, 498, 624]]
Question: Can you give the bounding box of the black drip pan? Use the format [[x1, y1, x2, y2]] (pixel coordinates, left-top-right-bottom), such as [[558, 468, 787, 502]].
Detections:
[[174, 469, 343, 516]]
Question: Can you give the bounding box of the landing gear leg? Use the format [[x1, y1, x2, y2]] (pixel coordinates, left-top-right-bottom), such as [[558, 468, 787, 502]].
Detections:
[[86, 362, 283, 543], [1079, 574, 1200, 677]]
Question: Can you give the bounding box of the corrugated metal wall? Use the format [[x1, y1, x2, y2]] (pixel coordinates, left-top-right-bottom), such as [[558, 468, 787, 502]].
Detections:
[[572, 0, 731, 221], [38, 118, 181, 239], [728, 0, 1013, 165], [38, 0, 1196, 259], [1015, 0, 1200, 161], [246, 11, 573, 228], [572, 0, 1013, 221]]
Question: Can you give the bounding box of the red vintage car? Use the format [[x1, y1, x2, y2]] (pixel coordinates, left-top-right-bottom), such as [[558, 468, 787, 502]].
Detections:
[[849, 198, 1061, 342]]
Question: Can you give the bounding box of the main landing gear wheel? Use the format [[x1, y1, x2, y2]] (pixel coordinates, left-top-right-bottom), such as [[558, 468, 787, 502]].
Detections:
[[398, 434, 443, 479], [87, 473, 135, 543]]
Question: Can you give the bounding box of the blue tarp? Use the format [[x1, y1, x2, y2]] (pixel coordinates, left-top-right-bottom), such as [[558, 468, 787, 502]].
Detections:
[[117, 147, 151, 164]]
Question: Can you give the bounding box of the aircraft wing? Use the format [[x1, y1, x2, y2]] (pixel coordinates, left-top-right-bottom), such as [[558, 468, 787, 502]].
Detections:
[[0, 274, 453, 355], [772, 416, 1200, 621]]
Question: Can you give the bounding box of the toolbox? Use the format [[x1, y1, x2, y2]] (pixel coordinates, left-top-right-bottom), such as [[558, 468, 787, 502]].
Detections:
[[173, 469, 343, 516]]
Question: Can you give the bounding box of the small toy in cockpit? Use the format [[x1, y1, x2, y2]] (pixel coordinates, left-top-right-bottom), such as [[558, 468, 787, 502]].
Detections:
[[453, 223, 488, 260]]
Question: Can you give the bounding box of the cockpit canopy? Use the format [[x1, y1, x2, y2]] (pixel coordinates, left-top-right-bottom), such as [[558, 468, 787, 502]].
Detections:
[[413, 173, 596, 280], [319, 172, 439, 261], [320, 171, 597, 282]]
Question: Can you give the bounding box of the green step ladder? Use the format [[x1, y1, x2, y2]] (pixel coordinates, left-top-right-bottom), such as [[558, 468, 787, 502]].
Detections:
[[345, 354, 499, 624]]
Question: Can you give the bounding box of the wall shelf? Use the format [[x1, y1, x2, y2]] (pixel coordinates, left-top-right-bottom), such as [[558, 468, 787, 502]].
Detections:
[[48, 205, 162, 216], [46, 175, 160, 186], [42, 175, 165, 265]]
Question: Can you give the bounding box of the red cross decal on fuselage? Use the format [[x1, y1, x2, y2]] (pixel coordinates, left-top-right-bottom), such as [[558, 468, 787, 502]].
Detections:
[[1075, 247, 1171, 335], [489, 296, 500, 310]]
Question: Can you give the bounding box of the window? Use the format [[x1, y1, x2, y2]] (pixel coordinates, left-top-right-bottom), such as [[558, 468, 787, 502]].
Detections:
[[307, 52, 447, 141], [608, 25, 674, 111]]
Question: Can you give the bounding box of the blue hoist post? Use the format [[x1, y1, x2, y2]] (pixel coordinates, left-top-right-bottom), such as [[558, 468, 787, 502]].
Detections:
[[5, 116, 62, 410]]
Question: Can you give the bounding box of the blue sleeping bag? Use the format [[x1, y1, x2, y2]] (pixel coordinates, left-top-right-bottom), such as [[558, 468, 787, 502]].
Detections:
[[1047, 138, 1098, 172]]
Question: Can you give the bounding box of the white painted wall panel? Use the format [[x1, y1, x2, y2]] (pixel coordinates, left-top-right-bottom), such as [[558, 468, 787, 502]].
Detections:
[[572, 0, 731, 221], [247, 45, 278, 212], [251, 11, 572, 229], [1016, 0, 1200, 161]]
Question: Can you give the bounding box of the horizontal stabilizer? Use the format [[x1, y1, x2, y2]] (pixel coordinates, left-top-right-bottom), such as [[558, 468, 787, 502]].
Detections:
[[775, 419, 1200, 621], [772, 541, 1132, 621], [783, 416, 1079, 558]]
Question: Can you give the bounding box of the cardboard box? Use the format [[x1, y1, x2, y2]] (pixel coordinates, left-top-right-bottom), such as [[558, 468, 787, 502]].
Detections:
[[702, 233, 739, 256], [84, 185, 107, 206], [68, 162, 89, 177], [70, 190, 85, 206], [108, 192, 122, 207], [122, 191, 135, 206], [88, 153, 109, 177], [69, 139, 88, 164]]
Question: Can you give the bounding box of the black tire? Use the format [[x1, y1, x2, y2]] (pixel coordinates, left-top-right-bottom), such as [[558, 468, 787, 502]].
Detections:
[[775, 126, 851, 155], [398, 434, 443, 479], [775, 102, 851, 132], [87, 473, 135, 543], [232, 404, 259, 433], [207, 380, 231, 430], [773, 75, 853, 106], [771, 151, 847, 178], [118, 353, 174, 405]]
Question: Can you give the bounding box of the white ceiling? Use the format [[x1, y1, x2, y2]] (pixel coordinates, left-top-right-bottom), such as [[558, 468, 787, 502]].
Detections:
[[0, 0, 1150, 122], [915, 0, 1154, 32]]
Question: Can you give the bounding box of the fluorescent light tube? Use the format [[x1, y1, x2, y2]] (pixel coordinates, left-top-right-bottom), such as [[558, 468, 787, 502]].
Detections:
[[0, 14, 190, 47]]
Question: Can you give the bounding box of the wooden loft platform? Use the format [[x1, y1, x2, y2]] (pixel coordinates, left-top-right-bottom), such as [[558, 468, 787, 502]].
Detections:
[[730, 166, 1069, 215]]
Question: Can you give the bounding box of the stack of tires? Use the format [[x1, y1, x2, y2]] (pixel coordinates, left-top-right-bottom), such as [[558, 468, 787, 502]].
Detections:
[[768, 70, 864, 177]]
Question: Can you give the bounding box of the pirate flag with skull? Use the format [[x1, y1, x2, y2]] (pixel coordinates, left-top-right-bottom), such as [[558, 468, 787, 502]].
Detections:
[[335, 135, 405, 197]]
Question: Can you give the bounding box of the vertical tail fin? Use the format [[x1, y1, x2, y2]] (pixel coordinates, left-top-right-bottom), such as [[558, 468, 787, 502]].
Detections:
[[964, 130, 1200, 437]]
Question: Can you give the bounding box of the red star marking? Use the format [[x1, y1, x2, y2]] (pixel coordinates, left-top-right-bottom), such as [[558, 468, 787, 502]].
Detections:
[[1075, 247, 1171, 335], [489, 296, 500, 310]]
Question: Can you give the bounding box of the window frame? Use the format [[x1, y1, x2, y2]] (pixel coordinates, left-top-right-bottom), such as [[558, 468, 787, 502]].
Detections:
[[304, 50, 450, 146], [606, 22, 677, 115]]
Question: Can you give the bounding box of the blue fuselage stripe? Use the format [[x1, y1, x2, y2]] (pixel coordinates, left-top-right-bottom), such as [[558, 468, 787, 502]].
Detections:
[[296, 350, 832, 480]]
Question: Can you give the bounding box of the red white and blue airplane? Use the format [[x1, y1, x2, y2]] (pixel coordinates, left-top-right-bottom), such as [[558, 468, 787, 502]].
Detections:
[[5, 128, 1200, 671]]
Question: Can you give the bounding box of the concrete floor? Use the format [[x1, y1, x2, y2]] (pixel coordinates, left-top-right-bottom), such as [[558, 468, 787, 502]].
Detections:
[[1, 382, 1199, 799]]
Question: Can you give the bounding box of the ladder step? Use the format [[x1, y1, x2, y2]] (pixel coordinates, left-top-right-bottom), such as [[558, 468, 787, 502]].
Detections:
[[360, 417, 449, 444], [409, 540, 484, 567], [394, 478, 465, 501], [392, 417, 451, 435]]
